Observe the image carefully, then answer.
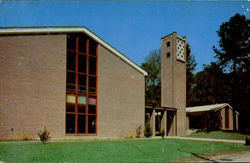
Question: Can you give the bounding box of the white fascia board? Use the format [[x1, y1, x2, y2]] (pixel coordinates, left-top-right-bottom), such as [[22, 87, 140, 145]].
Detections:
[[0, 27, 148, 76], [177, 36, 186, 41], [186, 103, 234, 113], [0, 27, 84, 34], [225, 103, 233, 109]]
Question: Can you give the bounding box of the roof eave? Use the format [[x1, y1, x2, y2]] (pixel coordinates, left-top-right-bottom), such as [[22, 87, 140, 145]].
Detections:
[[0, 26, 85, 34]]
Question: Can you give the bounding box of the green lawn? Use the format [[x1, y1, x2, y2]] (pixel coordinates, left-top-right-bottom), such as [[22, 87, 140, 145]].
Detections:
[[187, 131, 250, 140], [0, 139, 250, 162]]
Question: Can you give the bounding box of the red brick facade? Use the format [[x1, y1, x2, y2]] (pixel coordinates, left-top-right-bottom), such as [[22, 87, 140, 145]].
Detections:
[[0, 31, 145, 140]]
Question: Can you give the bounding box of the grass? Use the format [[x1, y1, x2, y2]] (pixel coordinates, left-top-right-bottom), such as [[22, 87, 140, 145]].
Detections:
[[0, 139, 250, 162], [187, 131, 250, 140]]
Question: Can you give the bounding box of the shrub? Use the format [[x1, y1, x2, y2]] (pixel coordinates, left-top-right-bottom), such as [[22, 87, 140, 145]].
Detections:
[[21, 133, 30, 141], [129, 131, 134, 139], [37, 127, 51, 144], [155, 131, 161, 136], [144, 121, 153, 138], [136, 125, 142, 138], [245, 136, 250, 146], [160, 129, 165, 139]]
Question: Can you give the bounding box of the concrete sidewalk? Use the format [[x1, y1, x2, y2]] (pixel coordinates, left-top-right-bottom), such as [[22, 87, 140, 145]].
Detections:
[[165, 136, 249, 162], [183, 151, 250, 162], [214, 152, 250, 162], [164, 136, 245, 144], [0, 136, 246, 144], [198, 151, 250, 162]]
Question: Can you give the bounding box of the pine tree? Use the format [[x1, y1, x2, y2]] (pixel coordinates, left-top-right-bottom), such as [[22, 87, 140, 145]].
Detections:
[[144, 121, 153, 137]]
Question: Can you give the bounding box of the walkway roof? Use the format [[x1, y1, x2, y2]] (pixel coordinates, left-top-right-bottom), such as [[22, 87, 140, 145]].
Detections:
[[186, 103, 234, 113]]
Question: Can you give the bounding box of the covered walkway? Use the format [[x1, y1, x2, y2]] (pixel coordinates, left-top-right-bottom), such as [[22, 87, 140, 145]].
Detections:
[[145, 106, 177, 136]]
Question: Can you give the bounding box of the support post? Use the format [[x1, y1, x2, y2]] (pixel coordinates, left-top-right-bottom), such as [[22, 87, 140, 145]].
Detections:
[[161, 110, 167, 136], [150, 109, 155, 136]]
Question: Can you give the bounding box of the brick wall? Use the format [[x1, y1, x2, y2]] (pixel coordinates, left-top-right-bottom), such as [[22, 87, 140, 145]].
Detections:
[[0, 34, 66, 139], [0, 34, 145, 139], [97, 45, 145, 137]]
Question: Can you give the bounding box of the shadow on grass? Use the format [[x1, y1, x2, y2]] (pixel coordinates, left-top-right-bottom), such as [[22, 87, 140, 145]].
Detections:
[[177, 148, 219, 162], [219, 158, 233, 161]]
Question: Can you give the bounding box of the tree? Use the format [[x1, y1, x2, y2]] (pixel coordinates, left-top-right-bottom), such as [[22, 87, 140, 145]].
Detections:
[[192, 62, 231, 106], [141, 49, 161, 106], [213, 13, 249, 72], [186, 43, 197, 107], [144, 121, 153, 137], [213, 13, 250, 131]]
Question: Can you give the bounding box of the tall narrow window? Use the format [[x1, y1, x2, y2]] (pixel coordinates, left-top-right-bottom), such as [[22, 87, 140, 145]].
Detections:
[[167, 41, 170, 47], [225, 108, 229, 128], [66, 33, 98, 134], [167, 53, 170, 58]]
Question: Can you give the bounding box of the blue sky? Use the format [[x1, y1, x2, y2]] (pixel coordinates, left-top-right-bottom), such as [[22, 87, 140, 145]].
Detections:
[[0, 1, 249, 72]]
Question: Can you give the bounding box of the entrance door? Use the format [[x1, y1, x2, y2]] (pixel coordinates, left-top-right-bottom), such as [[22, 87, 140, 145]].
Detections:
[[155, 110, 161, 136]]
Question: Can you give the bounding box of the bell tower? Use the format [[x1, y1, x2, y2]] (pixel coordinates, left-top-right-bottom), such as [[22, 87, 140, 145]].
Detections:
[[161, 32, 186, 136]]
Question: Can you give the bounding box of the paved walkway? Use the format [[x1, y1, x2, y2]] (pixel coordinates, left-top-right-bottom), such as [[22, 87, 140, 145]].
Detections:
[[165, 136, 249, 162], [195, 151, 250, 162], [0, 136, 245, 143], [164, 136, 245, 144], [214, 152, 250, 162]]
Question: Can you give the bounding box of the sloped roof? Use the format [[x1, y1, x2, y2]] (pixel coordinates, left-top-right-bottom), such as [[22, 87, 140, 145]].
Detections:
[[0, 26, 147, 76], [186, 103, 232, 113]]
